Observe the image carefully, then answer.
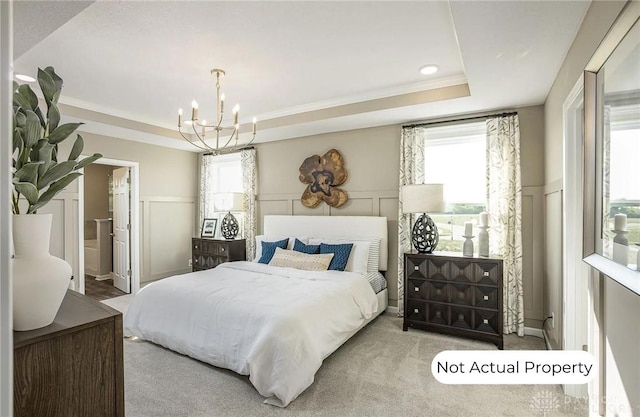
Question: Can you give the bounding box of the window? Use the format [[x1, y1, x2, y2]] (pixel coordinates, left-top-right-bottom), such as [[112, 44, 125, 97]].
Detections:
[[423, 121, 486, 251], [201, 153, 243, 238]]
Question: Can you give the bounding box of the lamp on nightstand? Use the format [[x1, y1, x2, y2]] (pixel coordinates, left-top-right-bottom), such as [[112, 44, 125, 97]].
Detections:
[[400, 184, 445, 253], [214, 192, 245, 239]]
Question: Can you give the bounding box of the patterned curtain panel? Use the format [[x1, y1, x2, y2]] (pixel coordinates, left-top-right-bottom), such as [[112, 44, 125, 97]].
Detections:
[[397, 126, 425, 317], [602, 106, 612, 257], [486, 114, 524, 336], [199, 153, 216, 231], [241, 148, 258, 260]]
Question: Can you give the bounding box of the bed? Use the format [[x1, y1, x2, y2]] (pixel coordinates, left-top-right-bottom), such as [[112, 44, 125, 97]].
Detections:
[[124, 215, 388, 407]]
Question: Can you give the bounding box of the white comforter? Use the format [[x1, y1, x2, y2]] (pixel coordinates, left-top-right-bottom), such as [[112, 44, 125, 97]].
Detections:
[[123, 261, 378, 407]]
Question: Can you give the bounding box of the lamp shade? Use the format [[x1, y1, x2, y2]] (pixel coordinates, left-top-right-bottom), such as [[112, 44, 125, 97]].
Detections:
[[400, 184, 445, 214], [214, 192, 244, 212]]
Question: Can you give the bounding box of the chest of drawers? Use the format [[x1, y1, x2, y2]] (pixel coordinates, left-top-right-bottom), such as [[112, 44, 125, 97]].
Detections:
[[403, 252, 503, 349], [192, 238, 246, 271]]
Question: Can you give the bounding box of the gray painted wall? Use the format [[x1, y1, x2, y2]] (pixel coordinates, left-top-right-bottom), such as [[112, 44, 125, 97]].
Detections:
[[255, 104, 546, 326]]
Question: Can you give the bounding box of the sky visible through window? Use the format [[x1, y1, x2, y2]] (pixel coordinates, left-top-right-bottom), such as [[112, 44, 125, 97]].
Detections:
[[423, 122, 486, 207]]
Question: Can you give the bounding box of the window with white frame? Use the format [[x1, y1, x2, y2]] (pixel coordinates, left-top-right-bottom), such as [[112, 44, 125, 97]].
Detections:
[[200, 152, 243, 238], [423, 121, 486, 251]]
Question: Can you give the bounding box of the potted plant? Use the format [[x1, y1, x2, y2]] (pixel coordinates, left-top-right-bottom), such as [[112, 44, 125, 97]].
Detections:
[[12, 66, 102, 330]]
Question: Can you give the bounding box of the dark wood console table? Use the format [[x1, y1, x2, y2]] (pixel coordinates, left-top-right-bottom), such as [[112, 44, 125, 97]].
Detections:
[[13, 290, 124, 417]]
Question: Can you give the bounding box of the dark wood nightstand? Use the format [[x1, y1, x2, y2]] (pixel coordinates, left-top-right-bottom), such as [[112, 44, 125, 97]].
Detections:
[[403, 251, 504, 349], [192, 238, 246, 271]]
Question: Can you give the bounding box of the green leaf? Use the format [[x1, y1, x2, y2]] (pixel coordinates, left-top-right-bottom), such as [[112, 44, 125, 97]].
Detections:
[[43, 67, 63, 98], [14, 182, 39, 205], [23, 110, 42, 148], [37, 160, 76, 190], [17, 84, 38, 110], [75, 153, 102, 170], [37, 68, 57, 105], [12, 81, 18, 92], [37, 143, 55, 177], [30, 172, 81, 213], [13, 89, 31, 110], [48, 122, 83, 144], [29, 138, 46, 161], [14, 162, 44, 185], [47, 102, 60, 132], [13, 129, 24, 154], [34, 107, 46, 129], [68, 134, 84, 161], [14, 110, 26, 127]]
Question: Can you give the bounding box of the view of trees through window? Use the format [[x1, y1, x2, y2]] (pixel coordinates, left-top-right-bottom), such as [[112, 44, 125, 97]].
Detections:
[[423, 121, 486, 252]]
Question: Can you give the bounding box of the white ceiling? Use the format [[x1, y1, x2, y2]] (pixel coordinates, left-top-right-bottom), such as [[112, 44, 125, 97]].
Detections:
[[14, 0, 591, 152]]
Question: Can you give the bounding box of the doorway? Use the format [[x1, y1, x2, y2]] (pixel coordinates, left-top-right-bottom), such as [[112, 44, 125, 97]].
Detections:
[[78, 157, 140, 299]]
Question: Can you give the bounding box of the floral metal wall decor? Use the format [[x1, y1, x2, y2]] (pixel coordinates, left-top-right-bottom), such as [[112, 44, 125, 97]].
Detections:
[[299, 149, 348, 208]]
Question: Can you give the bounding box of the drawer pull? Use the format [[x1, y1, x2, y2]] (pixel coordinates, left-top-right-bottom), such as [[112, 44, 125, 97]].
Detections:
[[195, 245, 199, 249], [414, 287, 419, 292], [195, 259, 199, 264], [414, 308, 419, 314], [483, 319, 489, 324], [221, 247, 226, 252], [483, 295, 489, 301], [414, 266, 419, 271], [483, 271, 490, 277]]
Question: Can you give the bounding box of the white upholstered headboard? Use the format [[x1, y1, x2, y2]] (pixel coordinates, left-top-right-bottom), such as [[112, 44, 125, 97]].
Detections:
[[263, 215, 388, 271]]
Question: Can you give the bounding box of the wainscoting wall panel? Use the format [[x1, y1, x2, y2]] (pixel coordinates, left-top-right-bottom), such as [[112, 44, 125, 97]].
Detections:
[[142, 197, 196, 283], [522, 187, 544, 328], [142, 197, 196, 281], [544, 180, 564, 349]]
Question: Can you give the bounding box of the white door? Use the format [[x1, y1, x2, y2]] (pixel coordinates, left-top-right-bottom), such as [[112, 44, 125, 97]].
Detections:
[[112, 167, 130, 293]]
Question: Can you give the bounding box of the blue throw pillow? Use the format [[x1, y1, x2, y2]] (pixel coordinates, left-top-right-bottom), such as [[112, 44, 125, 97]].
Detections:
[[258, 238, 289, 264], [319, 243, 353, 271], [293, 238, 320, 254]]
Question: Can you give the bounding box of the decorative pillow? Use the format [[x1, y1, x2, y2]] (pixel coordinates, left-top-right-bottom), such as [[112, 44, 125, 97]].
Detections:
[[309, 238, 373, 274], [257, 238, 289, 264], [293, 238, 320, 254], [319, 243, 353, 271], [254, 235, 307, 262], [268, 247, 334, 271]]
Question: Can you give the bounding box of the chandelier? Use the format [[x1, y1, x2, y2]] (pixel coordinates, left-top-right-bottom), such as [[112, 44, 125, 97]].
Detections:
[[178, 69, 256, 154]]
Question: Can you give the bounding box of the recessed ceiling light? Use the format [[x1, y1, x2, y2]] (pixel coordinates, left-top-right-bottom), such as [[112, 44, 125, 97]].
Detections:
[[15, 74, 36, 82], [419, 65, 439, 75]]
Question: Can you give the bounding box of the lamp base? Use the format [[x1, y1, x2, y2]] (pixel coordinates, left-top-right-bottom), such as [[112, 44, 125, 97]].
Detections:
[[411, 213, 439, 253], [221, 212, 239, 240]]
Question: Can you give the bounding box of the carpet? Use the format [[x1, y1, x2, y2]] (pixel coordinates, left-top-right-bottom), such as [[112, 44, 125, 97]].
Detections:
[[121, 312, 587, 417]]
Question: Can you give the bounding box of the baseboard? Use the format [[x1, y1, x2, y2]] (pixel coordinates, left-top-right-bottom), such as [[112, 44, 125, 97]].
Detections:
[[524, 326, 543, 338], [94, 273, 112, 281], [385, 305, 399, 315], [542, 328, 553, 350]]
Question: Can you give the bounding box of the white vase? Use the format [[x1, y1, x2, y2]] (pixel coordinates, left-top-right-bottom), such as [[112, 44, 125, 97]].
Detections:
[[12, 213, 71, 331]]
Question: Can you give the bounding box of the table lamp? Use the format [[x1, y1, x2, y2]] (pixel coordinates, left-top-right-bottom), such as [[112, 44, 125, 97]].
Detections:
[[400, 184, 445, 253]]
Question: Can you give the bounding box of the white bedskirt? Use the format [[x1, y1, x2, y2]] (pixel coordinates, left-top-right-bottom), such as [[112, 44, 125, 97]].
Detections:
[[124, 261, 379, 407]]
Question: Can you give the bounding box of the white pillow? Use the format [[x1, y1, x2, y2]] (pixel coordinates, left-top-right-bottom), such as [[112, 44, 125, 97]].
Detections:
[[308, 238, 371, 274], [253, 235, 308, 262], [268, 247, 334, 271]]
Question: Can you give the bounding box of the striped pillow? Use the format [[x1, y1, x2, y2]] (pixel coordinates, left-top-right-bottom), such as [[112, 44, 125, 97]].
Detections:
[[268, 247, 334, 271], [319, 243, 353, 271]]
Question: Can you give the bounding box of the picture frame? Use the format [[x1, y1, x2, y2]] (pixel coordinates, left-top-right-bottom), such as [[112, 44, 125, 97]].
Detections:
[[200, 218, 218, 238]]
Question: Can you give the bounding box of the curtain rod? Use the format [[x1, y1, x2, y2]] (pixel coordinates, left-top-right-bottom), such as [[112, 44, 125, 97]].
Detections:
[[402, 111, 518, 129], [202, 145, 255, 156]]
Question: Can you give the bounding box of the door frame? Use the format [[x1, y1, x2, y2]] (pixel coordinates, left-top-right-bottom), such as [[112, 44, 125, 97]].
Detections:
[[78, 157, 140, 295], [562, 75, 589, 398]]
